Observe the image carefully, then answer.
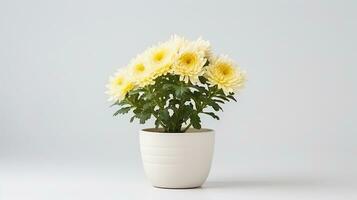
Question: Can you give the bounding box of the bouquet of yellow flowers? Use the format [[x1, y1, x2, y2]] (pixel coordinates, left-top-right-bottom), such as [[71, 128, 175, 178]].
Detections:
[[106, 35, 246, 132]]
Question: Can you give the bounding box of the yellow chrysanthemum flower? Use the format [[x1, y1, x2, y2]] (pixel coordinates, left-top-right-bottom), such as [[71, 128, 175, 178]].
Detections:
[[172, 44, 207, 84], [192, 37, 212, 58], [204, 56, 246, 95], [167, 35, 211, 57], [167, 35, 189, 52], [106, 70, 135, 102], [128, 54, 155, 87], [146, 43, 176, 78]]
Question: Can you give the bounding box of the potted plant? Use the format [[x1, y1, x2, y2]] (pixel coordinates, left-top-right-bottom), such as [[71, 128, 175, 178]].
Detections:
[[106, 35, 246, 188]]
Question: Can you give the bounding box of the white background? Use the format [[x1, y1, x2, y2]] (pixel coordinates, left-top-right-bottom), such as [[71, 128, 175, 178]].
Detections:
[[1, 0, 356, 199]]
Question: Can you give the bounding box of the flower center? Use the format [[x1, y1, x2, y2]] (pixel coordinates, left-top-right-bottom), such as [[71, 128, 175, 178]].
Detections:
[[179, 52, 197, 68], [115, 77, 124, 85], [218, 64, 233, 76], [134, 63, 145, 73], [153, 50, 165, 62], [121, 82, 134, 93]]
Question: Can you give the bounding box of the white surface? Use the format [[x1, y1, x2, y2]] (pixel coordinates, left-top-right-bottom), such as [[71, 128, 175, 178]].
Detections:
[[1, 163, 356, 200], [140, 129, 214, 188]]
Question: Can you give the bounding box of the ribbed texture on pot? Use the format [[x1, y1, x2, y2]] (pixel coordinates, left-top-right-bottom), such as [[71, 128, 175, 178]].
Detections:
[[140, 129, 215, 188]]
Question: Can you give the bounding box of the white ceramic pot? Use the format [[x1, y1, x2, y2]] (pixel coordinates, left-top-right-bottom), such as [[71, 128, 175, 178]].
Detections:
[[139, 128, 215, 189]]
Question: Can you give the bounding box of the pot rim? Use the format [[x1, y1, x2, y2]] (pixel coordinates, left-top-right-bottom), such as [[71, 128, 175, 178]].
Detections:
[[141, 128, 214, 134]]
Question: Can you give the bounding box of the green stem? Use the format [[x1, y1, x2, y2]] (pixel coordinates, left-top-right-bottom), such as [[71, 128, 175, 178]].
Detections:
[[182, 123, 192, 132], [153, 112, 166, 129]]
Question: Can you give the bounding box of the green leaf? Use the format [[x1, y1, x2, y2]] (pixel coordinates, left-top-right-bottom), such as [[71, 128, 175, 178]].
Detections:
[[203, 112, 220, 120], [128, 88, 145, 95], [138, 112, 151, 124], [214, 95, 229, 102], [198, 76, 208, 84], [143, 92, 153, 100], [227, 95, 237, 102], [174, 85, 188, 97], [143, 103, 154, 111], [213, 99, 225, 104], [192, 91, 204, 110], [191, 85, 208, 94], [159, 109, 170, 121], [203, 60, 210, 67], [113, 107, 132, 116], [130, 116, 135, 123], [117, 100, 129, 106], [207, 100, 223, 111], [133, 108, 142, 115], [181, 104, 194, 120], [162, 83, 176, 90], [190, 113, 201, 129]]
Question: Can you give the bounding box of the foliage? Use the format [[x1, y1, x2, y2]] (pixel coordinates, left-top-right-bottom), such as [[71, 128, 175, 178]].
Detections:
[[112, 74, 237, 133]]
